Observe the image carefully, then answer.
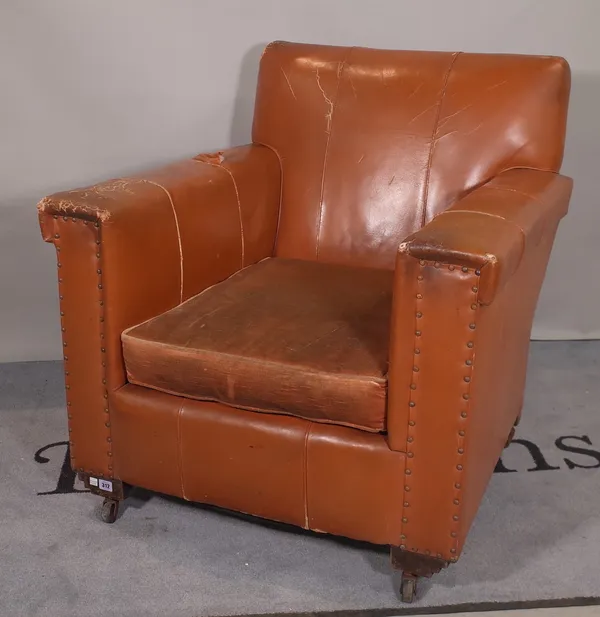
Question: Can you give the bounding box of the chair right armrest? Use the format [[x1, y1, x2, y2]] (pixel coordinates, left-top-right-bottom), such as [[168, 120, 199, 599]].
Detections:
[[386, 168, 572, 562]]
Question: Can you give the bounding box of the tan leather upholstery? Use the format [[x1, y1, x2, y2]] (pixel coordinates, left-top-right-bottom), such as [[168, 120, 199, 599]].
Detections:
[[122, 257, 392, 432], [253, 42, 570, 268], [38, 42, 572, 588]]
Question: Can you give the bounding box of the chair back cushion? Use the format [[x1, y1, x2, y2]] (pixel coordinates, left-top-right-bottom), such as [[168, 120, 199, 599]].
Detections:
[[252, 42, 570, 268]]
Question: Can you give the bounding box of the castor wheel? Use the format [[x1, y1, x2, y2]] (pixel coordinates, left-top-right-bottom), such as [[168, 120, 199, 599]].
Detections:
[[400, 573, 418, 603], [100, 498, 120, 524], [505, 426, 516, 448]]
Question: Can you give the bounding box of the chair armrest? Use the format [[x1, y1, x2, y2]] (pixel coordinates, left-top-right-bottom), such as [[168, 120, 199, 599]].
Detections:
[[37, 144, 280, 476], [386, 168, 572, 561], [399, 169, 572, 305]]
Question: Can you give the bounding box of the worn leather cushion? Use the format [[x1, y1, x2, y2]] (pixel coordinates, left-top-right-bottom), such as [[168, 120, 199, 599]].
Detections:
[[122, 257, 393, 432]]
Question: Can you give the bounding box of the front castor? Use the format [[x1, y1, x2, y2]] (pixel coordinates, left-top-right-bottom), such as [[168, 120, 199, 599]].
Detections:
[[100, 498, 120, 524], [391, 546, 447, 602], [400, 573, 418, 603]]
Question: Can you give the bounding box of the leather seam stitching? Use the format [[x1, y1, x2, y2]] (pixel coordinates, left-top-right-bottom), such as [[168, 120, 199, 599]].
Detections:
[[420, 52, 461, 227], [450, 270, 480, 558], [441, 208, 528, 244], [220, 166, 245, 269], [399, 261, 423, 551], [176, 401, 186, 500], [315, 47, 353, 259], [96, 222, 113, 477], [303, 422, 313, 529], [137, 179, 184, 304], [253, 142, 284, 256], [191, 160, 245, 269]]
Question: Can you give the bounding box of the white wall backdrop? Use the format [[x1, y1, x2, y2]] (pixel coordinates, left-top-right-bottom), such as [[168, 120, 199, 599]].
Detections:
[[1, 0, 598, 362]]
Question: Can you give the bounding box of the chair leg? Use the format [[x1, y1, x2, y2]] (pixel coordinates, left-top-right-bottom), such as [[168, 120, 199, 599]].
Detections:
[[390, 546, 448, 603], [78, 472, 130, 523], [100, 497, 120, 524]]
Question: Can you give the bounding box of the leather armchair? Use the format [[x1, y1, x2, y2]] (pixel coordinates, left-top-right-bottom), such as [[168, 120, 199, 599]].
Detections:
[[38, 42, 572, 602]]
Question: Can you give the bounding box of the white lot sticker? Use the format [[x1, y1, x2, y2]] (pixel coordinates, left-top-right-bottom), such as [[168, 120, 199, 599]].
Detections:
[[99, 479, 113, 492], [89, 477, 99, 487]]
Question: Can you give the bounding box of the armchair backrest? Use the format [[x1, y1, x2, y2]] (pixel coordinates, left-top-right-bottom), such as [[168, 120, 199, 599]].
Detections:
[[252, 41, 570, 269]]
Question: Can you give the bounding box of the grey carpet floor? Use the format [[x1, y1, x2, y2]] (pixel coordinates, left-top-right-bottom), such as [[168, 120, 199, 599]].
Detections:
[[1, 342, 599, 617]]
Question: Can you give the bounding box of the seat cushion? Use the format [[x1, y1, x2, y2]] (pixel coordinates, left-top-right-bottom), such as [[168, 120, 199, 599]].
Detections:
[[122, 258, 393, 432]]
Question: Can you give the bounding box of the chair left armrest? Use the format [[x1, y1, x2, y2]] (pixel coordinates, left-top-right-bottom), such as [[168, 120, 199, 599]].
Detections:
[[386, 168, 572, 561]]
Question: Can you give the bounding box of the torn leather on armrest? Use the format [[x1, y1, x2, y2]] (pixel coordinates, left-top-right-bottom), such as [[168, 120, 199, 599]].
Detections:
[[399, 169, 573, 305], [37, 144, 281, 244]]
